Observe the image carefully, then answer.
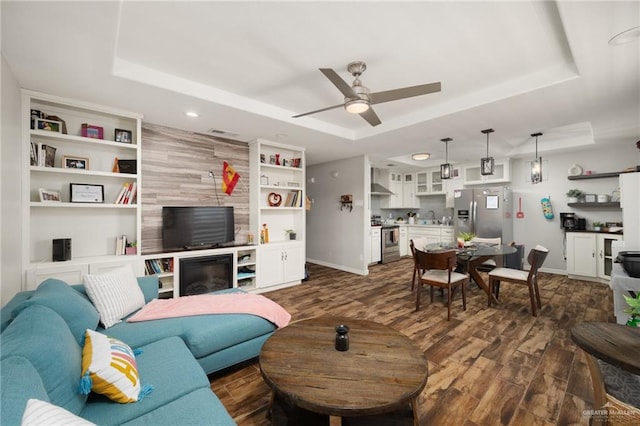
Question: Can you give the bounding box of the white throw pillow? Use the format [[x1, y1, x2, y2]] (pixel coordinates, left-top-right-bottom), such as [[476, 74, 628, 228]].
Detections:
[[83, 265, 145, 328], [22, 399, 96, 426]]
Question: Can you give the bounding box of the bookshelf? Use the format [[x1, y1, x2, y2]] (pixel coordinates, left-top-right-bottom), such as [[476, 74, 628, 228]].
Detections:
[[249, 139, 306, 290], [22, 90, 143, 289]]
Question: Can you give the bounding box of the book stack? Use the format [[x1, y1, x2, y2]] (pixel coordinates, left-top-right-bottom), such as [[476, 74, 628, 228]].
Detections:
[[144, 258, 173, 275], [30, 142, 56, 167], [114, 182, 137, 204], [283, 190, 302, 207], [115, 235, 127, 255]]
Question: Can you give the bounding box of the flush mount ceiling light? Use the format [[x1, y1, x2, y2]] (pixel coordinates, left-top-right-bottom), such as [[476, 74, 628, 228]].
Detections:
[[531, 132, 543, 184], [609, 25, 640, 45], [411, 152, 431, 161], [480, 128, 495, 176], [185, 111, 199, 118], [440, 137, 453, 179]]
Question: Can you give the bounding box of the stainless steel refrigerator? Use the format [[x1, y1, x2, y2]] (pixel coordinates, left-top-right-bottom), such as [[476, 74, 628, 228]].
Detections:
[[454, 187, 513, 242]]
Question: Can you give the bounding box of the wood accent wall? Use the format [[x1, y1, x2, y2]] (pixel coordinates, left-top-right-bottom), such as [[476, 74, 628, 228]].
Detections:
[[140, 123, 250, 254]]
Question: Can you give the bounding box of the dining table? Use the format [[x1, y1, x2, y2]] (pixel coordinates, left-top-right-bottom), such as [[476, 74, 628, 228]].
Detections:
[[423, 242, 517, 305]]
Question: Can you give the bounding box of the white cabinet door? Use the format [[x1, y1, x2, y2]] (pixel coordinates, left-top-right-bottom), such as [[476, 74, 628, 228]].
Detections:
[[370, 228, 382, 263], [566, 233, 597, 276], [282, 242, 305, 283], [403, 173, 419, 208], [27, 262, 90, 290], [415, 172, 428, 195], [258, 245, 284, 288], [258, 242, 304, 288], [596, 234, 623, 279], [399, 226, 408, 257], [89, 258, 143, 275]]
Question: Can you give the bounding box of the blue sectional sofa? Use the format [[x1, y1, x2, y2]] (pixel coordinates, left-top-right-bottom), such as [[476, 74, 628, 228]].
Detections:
[[1, 276, 278, 425]]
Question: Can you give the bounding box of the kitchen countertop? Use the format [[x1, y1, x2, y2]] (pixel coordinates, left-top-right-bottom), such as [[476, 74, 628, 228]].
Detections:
[[565, 229, 624, 235]]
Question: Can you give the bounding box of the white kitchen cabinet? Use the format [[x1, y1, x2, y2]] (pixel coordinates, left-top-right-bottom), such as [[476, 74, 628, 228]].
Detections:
[[463, 159, 511, 185], [416, 167, 447, 196], [445, 178, 464, 209], [379, 171, 403, 208], [258, 241, 304, 289], [399, 225, 408, 257], [402, 173, 419, 208], [567, 233, 597, 277], [566, 232, 623, 281], [406, 226, 456, 254], [597, 234, 623, 279], [370, 227, 382, 263], [415, 171, 428, 195]]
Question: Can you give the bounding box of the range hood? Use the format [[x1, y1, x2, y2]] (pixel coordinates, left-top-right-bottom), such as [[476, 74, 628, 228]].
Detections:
[[370, 182, 394, 195], [370, 168, 394, 195]]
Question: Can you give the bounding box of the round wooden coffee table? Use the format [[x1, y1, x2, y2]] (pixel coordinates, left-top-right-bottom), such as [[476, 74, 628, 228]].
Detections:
[[259, 316, 428, 425]]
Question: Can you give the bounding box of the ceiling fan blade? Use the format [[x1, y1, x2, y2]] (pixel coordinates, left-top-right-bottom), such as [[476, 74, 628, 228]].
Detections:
[[369, 82, 441, 105], [292, 103, 344, 118], [320, 68, 358, 99], [359, 107, 381, 127]]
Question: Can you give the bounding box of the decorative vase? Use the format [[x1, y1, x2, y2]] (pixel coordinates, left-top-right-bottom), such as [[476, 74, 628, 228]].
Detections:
[[567, 197, 578, 203]]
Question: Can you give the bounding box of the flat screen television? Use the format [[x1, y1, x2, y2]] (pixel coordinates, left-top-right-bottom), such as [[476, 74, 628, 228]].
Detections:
[[162, 206, 235, 250]]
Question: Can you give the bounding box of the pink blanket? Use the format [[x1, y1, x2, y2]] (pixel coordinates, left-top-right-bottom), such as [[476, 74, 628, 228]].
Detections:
[[127, 293, 291, 328]]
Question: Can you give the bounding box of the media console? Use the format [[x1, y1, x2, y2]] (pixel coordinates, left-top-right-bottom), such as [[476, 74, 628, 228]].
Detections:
[[142, 245, 257, 298]]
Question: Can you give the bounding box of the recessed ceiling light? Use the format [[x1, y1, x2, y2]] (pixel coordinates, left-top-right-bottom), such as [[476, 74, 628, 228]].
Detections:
[[609, 25, 640, 45], [411, 153, 431, 161], [185, 111, 199, 118]]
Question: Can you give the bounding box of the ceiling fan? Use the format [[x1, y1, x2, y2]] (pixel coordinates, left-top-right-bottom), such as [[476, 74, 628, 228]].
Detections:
[[292, 61, 441, 127]]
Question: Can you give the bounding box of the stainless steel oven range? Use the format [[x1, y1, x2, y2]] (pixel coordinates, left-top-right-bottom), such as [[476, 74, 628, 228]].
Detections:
[[381, 225, 401, 263]]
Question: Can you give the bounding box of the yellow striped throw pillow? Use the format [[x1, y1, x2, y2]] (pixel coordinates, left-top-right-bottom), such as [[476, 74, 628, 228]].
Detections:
[[79, 329, 153, 403]]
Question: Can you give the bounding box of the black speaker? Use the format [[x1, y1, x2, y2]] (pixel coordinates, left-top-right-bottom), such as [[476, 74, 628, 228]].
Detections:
[[52, 238, 71, 262]]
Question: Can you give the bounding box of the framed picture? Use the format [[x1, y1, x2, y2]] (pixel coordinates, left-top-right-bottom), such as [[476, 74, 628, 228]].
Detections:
[[34, 118, 62, 133], [584, 194, 597, 203], [38, 188, 61, 202], [114, 128, 133, 143], [81, 124, 104, 139], [63, 156, 89, 170], [70, 183, 104, 203]]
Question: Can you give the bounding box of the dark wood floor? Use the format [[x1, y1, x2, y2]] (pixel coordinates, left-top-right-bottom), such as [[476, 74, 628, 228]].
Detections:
[[210, 258, 615, 425]]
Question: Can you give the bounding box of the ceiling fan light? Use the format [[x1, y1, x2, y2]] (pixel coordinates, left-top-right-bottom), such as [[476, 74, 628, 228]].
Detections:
[[345, 99, 370, 114], [411, 153, 431, 161]]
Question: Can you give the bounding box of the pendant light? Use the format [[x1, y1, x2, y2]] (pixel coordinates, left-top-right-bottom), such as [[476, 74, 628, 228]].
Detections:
[[531, 132, 543, 184], [480, 128, 495, 175], [440, 138, 452, 179]]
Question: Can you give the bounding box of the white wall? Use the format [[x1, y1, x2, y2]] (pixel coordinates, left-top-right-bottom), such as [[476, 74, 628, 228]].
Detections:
[[509, 143, 639, 272], [1, 54, 24, 306], [306, 156, 369, 275]]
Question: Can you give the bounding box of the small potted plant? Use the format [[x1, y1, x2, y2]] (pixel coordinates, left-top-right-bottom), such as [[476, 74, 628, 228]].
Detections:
[[592, 221, 604, 231], [285, 229, 297, 240], [566, 189, 584, 203], [457, 232, 476, 248], [125, 241, 137, 255], [623, 292, 640, 327]]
